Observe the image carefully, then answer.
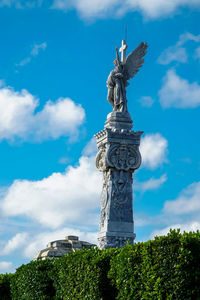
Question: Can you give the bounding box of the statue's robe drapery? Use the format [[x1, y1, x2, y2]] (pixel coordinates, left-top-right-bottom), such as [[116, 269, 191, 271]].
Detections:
[[106, 41, 148, 114], [107, 68, 127, 112]]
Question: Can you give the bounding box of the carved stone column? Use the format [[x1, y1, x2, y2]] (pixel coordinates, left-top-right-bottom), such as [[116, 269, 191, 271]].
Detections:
[[95, 111, 143, 249]]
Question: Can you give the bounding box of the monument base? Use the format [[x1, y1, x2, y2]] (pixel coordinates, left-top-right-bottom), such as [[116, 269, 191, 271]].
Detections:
[[98, 231, 136, 249]]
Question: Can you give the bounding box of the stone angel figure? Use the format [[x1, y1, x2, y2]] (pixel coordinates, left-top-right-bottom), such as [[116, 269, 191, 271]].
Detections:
[[107, 41, 148, 113]]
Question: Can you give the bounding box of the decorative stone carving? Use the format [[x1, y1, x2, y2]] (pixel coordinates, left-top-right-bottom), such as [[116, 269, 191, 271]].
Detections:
[[112, 171, 129, 205], [95, 125, 143, 249], [95, 39, 146, 249], [96, 147, 107, 171], [107, 144, 141, 171], [100, 171, 110, 228]]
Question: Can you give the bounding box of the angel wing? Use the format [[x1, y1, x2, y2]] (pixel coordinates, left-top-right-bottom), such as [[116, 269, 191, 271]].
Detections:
[[123, 42, 148, 80]]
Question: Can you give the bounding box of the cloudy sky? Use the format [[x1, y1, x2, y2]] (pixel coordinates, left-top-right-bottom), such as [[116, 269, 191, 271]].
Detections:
[[0, 0, 200, 273]]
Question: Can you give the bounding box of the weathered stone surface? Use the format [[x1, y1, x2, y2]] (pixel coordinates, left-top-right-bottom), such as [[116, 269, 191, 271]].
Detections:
[[34, 236, 96, 260], [106, 40, 148, 113], [95, 39, 146, 249], [95, 112, 142, 249]]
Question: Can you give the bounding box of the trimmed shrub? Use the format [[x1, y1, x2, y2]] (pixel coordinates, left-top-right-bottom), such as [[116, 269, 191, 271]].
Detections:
[[0, 273, 13, 300], [108, 241, 145, 300], [52, 247, 118, 300], [1, 230, 200, 299], [108, 229, 200, 300], [10, 259, 56, 300], [174, 230, 200, 299]]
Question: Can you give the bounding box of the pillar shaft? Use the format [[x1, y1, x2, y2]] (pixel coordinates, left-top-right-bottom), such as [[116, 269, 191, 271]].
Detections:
[[95, 112, 143, 249]]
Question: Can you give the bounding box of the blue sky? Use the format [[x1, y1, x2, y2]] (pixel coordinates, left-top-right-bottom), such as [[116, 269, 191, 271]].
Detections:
[[0, 0, 200, 273]]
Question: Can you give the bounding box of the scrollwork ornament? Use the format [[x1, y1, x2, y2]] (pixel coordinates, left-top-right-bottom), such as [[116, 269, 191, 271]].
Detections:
[[107, 144, 141, 171], [100, 171, 110, 207], [96, 147, 107, 171], [100, 171, 110, 228]]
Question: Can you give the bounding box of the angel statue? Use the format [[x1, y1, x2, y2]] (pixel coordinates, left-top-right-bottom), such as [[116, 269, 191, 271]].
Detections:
[[107, 40, 148, 113]]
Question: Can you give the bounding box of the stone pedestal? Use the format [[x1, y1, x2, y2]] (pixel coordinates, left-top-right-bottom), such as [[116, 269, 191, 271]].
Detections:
[[95, 111, 143, 249]]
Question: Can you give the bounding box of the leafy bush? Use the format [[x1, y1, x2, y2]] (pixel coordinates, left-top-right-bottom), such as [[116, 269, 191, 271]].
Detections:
[[174, 230, 200, 299], [52, 247, 117, 300], [1, 230, 200, 299], [108, 229, 200, 300], [0, 273, 13, 300], [108, 241, 144, 300], [10, 259, 56, 300]]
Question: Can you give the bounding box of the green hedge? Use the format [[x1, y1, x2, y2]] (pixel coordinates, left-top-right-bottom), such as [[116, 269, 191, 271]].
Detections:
[[0, 273, 13, 300], [108, 229, 200, 300], [1, 230, 200, 299], [10, 259, 56, 300], [52, 247, 117, 299]]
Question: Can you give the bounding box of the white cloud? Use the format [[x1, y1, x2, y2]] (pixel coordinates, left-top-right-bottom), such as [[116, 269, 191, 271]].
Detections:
[[136, 180, 200, 237], [164, 182, 200, 215], [51, 0, 200, 20], [82, 137, 97, 156], [158, 32, 200, 65], [148, 182, 200, 238], [139, 96, 155, 107], [135, 180, 200, 240], [0, 0, 200, 19], [16, 57, 31, 67], [31, 42, 46, 56], [0, 87, 38, 139], [150, 221, 200, 239], [0, 85, 85, 141], [140, 133, 168, 169], [159, 69, 200, 108], [177, 32, 200, 46], [1, 155, 101, 228], [135, 174, 167, 192], [51, 0, 123, 18], [0, 261, 15, 273], [16, 42, 47, 67], [133, 0, 200, 19], [0, 0, 42, 9], [158, 46, 187, 65], [0, 132, 168, 250], [23, 228, 97, 258], [34, 97, 85, 140], [0, 232, 28, 255]]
